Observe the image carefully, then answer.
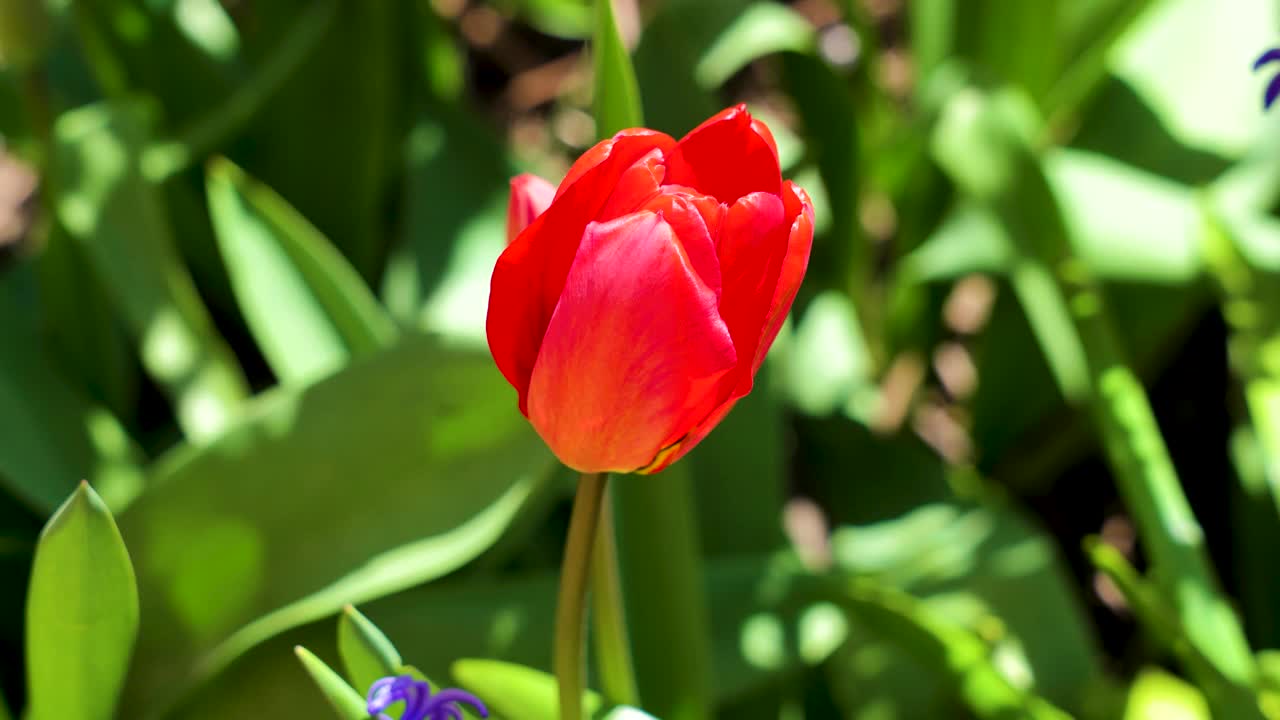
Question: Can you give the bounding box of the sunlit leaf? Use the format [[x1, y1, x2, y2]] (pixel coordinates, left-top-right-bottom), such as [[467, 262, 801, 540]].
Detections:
[[206, 157, 397, 385], [25, 482, 139, 720], [116, 334, 552, 715]]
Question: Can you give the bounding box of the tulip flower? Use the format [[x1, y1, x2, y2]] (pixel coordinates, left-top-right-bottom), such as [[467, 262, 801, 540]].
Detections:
[[488, 105, 814, 474]]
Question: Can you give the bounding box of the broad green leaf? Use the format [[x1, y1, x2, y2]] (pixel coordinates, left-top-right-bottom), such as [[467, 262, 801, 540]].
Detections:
[[1110, 0, 1273, 158], [116, 333, 552, 715], [205, 157, 397, 385], [26, 482, 139, 720], [1045, 148, 1200, 284], [0, 264, 143, 513], [615, 465, 713, 720], [338, 605, 402, 695], [53, 100, 249, 441], [452, 659, 604, 720], [694, 3, 814, 90], [592, 0, 643, 138], [295, 646, 369, 720], [1124, 669, 1211, 720]]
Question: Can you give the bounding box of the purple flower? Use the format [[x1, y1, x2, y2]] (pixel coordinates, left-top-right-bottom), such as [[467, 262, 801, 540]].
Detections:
[[1254, 48, 1280, 109], [367, 675, 489, 720]]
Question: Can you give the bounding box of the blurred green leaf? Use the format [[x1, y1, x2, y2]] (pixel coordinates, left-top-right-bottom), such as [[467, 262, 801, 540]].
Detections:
[[294, 646, 369, 720], [1123, 669, 1210, 720], [689, 367, 788, 555], [142, 0, 339, 181], [695, 3, 814, 90], [615, 464, 713, 720], [0, 688, 11, 720], [592, 0, 643, 137], [116, 333, 552, 715], [233, 0, 409, 282], [781, 52, 864, 308], [0, 264, 143, 513], [53, 100, 249, 441], [633, 0, 747, 135], [452, 659, 604, 720], [820, 575, 1073, 720], [70, 0, 230, 123], [829, 497, 1104, 714], [381, 108, 510, 341], [25, 482, 139, 720], [338, 605, 402, 695], [205, 156, 397, 385], [1109, 0, 1273, 159]]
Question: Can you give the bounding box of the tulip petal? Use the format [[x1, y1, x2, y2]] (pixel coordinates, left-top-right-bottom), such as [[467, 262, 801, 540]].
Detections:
[[641, 190, 723, 298], [754, 180, 815, 372], [526, 212, 737, 473], [664, 104, 781, 204], [716, 191, 790, 396], [488, 132, 675, 412], [556, 129, 675, 201], [507, 174, 556, 245]]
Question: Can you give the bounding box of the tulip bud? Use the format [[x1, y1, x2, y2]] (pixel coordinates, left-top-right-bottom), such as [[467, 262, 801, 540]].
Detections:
[[488, 106, 814, 474], [507, 173, 556, 245]]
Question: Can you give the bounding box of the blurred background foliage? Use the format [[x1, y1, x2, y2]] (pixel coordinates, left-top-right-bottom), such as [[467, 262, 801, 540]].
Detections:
[[2, 0, 1280, 718]]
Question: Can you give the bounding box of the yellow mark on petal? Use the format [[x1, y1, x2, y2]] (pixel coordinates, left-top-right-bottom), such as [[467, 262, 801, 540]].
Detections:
[[635, 436, 686, 475]]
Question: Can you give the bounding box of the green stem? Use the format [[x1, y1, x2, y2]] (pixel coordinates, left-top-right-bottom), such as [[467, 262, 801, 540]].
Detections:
[[555, 472, 608, 720], [590, 483, 639, 707]]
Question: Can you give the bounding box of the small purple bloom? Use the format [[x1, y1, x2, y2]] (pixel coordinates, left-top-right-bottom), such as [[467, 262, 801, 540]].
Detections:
[[367, 675, 489, 720], [1254, 48, 1280, 109]]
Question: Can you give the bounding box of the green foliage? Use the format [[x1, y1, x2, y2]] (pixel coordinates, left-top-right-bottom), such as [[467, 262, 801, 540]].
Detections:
[[4, 0, 1280, 718]]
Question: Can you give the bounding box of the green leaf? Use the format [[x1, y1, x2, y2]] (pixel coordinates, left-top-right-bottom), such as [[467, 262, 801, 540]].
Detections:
[[25, 482, 139, 720], [452, 658, 605, 720], [53, 100, 249, 441], [0, 687, 11, 720], [0, 264, 144, 513], [694, 3, 814, 90], [614, 465, 713, 720], [1123, 669, 1211, 720], [819, 576, 1073, 720], [338, 605, 402, 695], [233, 0, 409, 281], [295, 646, 369, 720], [116, 333, 552, 716], [205, 156, 397, 385], [592, 0, 644, 137], [1109, 0, 1273, 158]]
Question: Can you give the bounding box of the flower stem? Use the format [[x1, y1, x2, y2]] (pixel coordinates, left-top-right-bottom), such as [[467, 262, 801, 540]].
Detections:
[[555, 472, 608, 720], [590, 483, 639, 707]]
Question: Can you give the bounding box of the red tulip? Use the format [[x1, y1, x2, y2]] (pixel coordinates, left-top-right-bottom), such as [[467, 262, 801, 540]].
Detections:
[[487, 105, 814, 474]]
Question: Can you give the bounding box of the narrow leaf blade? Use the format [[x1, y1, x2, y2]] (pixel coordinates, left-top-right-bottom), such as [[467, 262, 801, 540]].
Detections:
[[295, 646, 370, 719], [338, 605, 402, 695], [593, 0, 643, 138]]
